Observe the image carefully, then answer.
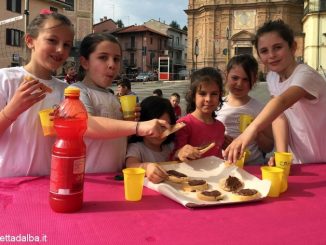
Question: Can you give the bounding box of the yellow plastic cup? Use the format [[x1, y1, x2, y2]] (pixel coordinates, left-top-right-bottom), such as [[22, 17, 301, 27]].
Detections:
[[38, 108, 55, 136], [261, 166, 284, 197], [239, 114, 254, 133], [120, 95, 137, 120], [123, 168, 146, 201], [275, 152, 293, 192], [235, 151, 247, 168]]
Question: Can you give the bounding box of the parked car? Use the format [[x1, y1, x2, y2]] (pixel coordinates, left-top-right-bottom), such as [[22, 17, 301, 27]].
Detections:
[[136, 72, 157, 82], [136, 73, 150, 82]]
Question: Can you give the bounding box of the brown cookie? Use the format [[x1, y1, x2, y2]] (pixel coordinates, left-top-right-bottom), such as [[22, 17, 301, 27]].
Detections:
[[197, 190, 223, 201], [219, 175, 243, 192], [182, 179, 208, 192], [231, 188, 260, 201], [166, 170, 189, 183]]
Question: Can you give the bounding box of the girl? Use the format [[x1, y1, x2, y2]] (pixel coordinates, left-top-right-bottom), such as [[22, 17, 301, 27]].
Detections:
[[216, 54, 274, 165], [126, 96, 176, 183], [224, 20, 326, 164], [0, 12, 168, 178], [173, 67, 225, 162], [70, 33, 168, 173]]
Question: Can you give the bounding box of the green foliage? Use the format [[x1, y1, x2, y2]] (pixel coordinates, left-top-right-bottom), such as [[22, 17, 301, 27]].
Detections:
[[169, 20, 180, 29], [116, 19, 124, 28]]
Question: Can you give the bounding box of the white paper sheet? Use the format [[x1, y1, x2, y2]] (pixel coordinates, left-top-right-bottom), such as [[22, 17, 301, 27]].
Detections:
[[144, 156, 271, 208]]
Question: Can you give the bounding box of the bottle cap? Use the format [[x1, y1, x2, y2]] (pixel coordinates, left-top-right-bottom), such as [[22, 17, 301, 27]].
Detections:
[[64, 87, 80, 96]]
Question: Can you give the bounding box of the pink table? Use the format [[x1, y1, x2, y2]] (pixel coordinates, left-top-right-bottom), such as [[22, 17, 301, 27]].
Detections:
[[1, 163, 326, 244]]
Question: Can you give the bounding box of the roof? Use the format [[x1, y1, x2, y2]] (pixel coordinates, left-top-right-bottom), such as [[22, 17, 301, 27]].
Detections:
[[93, 18, 116, 27], [112, 25, 170, 38]]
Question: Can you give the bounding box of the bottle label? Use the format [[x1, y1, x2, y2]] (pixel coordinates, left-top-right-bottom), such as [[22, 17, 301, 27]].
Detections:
[[50, 155, 86, 195]]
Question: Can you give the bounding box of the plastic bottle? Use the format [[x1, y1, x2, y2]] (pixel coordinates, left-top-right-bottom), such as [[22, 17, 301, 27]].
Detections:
[[49, 87, 88, 213]]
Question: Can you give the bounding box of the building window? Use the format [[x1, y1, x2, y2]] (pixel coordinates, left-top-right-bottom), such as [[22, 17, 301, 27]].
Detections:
[[150, 38, 153, 44], [176, 37, 180, 45], [6, 28, 23, 47], [7, 0, 21, 13], [320, 0, 326, 11]]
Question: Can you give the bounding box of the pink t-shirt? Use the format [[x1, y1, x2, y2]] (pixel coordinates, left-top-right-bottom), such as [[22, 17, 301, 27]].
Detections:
[[174, 114, 225, 158]]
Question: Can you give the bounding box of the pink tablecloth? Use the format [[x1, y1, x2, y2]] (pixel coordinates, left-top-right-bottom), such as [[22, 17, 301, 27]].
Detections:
[[1, 164, 326, 245]]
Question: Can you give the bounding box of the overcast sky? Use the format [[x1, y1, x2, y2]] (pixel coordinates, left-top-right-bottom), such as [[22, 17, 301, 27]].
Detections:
[[94, 0, 188, 28]]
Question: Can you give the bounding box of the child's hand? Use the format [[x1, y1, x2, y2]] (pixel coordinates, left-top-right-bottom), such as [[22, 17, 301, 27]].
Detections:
[[223, 125, 257, 163], [267, 156, 275, 166], [177, 144, 201, 162], [137, 119, 170, 137], [4, 77, 47, 120], [145, 163, 168, 184]]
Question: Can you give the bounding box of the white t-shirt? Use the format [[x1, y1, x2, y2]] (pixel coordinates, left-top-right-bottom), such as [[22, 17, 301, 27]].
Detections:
[[216, 97, 266, 165], [70, 82, 127, 173], [0, 67, 67, 177], [267, 64, 326, 163], [126, 142, 173, 163]]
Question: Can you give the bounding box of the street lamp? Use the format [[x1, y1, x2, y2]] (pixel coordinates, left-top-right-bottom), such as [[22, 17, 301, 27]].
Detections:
[[194, 39, 199, 70]]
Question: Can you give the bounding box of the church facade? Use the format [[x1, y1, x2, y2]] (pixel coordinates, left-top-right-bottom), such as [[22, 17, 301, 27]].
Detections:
[[185, 0, 304, 74]]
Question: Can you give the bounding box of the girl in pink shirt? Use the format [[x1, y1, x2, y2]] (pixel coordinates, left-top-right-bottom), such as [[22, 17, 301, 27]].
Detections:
[[174, 67, 225, 162]]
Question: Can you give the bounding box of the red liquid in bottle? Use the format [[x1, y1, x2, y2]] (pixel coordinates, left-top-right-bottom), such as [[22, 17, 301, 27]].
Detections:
[[49, 88, 88, 213]]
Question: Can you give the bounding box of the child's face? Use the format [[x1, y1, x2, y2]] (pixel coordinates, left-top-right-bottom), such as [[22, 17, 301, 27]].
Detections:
[[81, 40, 121, 88], [195, 81, 220, 115], [170, 96, 180, 108], [257, 31, 296, 75], [144, 112, 171, 146], [226, 64, 252, 98], [117, 85, 128, 96], [27, 19, 74, 76]]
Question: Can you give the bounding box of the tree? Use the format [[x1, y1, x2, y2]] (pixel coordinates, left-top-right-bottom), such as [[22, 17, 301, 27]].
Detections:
[[182, 26, 188, 32], [169, 20, 180, 30], [116, 19, 124, 28]]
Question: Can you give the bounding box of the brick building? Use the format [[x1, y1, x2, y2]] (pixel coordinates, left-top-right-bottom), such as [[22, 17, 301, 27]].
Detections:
[[185, 0, 305, 74]]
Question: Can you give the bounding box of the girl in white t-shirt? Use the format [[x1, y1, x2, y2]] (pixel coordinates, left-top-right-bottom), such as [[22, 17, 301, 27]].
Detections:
[[224, 20, 326, 164], [126, 96, 176, 183], [70, 33, 171, 173], [0, 13, 168, 178], [216, 54, 273, 165]]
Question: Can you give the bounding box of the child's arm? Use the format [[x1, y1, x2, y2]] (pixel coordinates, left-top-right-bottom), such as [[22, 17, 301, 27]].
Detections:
[[85, 116, 169, 139], [272, 113, 289, 152], [0, 78, 47, 135], [126, 157, 168, 184], [224, 86, 309, 163], [267, 113, 289, 166]]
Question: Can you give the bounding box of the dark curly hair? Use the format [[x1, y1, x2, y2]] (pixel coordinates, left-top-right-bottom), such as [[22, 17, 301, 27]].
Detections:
[[129, 96, 177, 145], [185, 67, 224, 118]]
